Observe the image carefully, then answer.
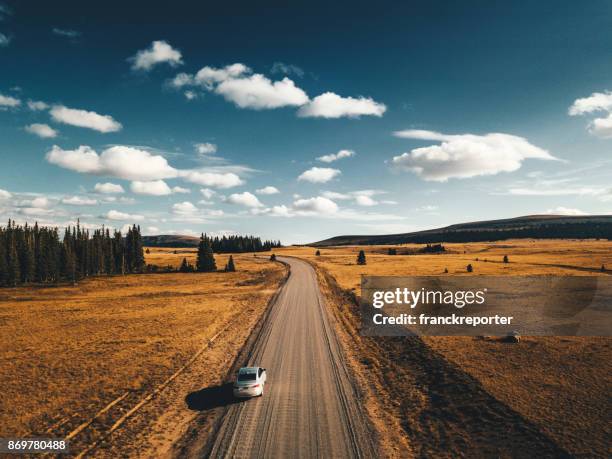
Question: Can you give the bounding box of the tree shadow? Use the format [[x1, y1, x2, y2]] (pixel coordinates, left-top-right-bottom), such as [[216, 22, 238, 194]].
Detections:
[[185, 382, 242, 411]]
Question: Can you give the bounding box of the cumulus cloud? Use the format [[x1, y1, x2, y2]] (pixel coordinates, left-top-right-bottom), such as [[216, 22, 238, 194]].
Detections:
[[292, 196, 338, 215], [62, 196, 98, 206], [106, 210, 144, 221], [50, 105, 122, 133], [195, 142, 217, 155], [25, 123, 58, 138], [298, 92, 386, 118], [180, 170, 243, 188], [94, 182, 124, 194], [200, 188, 216, 199], [317, 149, 355, 163], [216, 74, 309, 109], [569, 91, 612, 138], [298, 167, 341, 183], [0, 189, 11, 200], [256, 186, 279, 195], [391, 130, 556, 182], [130, 180, 173, 196], [172, 201, 198, 215], [226, 191, 263, 208], [172, 186, 190, 193], [0, 93, 20, 107], [130, 40, 183, 71], [27, 100, 49, 111], [46, 145, 177, 180]]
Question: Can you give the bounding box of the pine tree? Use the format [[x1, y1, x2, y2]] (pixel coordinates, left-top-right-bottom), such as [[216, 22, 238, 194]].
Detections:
[[602, 264, 606, 272], [357, 250, 366, 265], [467, 264, 473, 273], [315, 250, 321, 256], [179, 257, 190, 273], [196, 234, 216, 272], [225, 255, 236, 272], [503, 255, 509, 263], [270, 253, 276, 261]]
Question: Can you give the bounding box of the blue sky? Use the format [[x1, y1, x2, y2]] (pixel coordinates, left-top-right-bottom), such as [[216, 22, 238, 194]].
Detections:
[[1, 0, 612, 243]]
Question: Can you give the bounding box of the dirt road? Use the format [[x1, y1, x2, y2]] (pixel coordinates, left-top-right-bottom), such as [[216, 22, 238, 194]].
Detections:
[[205, 256, 374, 458]]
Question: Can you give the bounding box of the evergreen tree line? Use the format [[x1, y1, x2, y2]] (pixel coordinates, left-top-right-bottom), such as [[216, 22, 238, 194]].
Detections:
[[208, 235, 281, 253], [0, 220, 145, 287]]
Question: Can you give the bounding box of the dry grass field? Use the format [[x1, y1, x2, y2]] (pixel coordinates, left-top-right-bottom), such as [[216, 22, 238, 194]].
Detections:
[[0, 249, 285, 453], [277, 240, 612, 457]]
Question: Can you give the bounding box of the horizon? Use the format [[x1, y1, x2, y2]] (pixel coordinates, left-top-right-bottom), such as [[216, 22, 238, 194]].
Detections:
[[2, 1, 612, 244]]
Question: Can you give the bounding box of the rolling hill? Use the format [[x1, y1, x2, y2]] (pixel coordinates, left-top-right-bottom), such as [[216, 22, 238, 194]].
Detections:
[[142, 235, 200, 248], [311, 215, 612, 246]]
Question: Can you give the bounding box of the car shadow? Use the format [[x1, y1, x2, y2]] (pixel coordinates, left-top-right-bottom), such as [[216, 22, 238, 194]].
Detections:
[[185, 382, 241, 411]]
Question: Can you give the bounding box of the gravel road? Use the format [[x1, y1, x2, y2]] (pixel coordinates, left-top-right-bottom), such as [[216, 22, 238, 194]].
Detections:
[[206, 256, 374, 458]]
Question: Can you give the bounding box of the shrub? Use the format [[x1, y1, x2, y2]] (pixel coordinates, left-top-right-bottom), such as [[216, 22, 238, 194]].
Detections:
[[357, 250, 366, 265], [467, 264, 473, 273], [270, 254, 277, 261], [388, 248, 397, 255], [503, 255, 509, 263], [316, 250, 321, 256]]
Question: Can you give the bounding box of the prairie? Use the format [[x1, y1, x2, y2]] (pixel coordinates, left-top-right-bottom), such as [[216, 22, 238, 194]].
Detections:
[[277, 240, 612, 457], [0, 250, 285, 454]]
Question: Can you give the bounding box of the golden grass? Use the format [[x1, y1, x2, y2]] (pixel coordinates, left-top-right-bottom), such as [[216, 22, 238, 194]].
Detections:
[[277, 240, 612, 456], [0, 250, 284, 439]]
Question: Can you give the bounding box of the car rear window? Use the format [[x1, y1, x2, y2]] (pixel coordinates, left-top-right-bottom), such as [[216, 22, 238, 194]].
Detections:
[[238, 373, 257, 381]]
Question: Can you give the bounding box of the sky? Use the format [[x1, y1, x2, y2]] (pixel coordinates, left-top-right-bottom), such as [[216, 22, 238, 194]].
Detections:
[[1, 0, 612, 244]]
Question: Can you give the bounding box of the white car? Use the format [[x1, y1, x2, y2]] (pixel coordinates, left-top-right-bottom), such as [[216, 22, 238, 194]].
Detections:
[[233, 366, 267, 398]]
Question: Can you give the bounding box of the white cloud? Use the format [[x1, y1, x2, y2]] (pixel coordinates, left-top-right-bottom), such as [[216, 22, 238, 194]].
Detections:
[[94, 182, 124, 194], [195, 142, 217, 155], [507, 187, 609, 197], [588, 113, 612, 138], [130, 40, 183, 71], [298, 167, 341, 183], [131, 180, 174, 196], [27, 100, 48, 111], [52, 28, 81, 38], [416, 205, 438, 212], [50, 105, 122, 133], [569, 91, 612, 138], [47, 145, 177, 180], [298, 92, 386, 118], [226, 191, 263, 208], [0, 33, 10, 47], [25, 123, 58, 138], [200, 188, 216, 199], [317, 149, 355, 163], [568, 91, 612, 115], [62, 196, 98, 206], [180, 170, 243, 188], [256, 186, 279, 195], [545, 206, 587, 216], [172, 186, 190, 193], [172, 201, 198, 215], [0, 93, 20, 107], [391, 130, 556, 182], [145, 226, 160, 235], [292, 196, 338, 215], [195, 63, 250, 87], [355, 195, 377, 206], [106, 210, 144, 221], [0, 189, 11, 200], [184, 90, 197, 100], [216, 74, 309, 109]]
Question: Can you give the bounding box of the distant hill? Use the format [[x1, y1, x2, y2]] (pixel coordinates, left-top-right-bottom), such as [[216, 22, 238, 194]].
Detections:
[[312, 215, 612, 247], [143, 235, 200, 248]]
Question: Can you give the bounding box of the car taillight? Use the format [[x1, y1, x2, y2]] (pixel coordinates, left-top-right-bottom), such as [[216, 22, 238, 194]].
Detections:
[[251, 384, 260, 388]]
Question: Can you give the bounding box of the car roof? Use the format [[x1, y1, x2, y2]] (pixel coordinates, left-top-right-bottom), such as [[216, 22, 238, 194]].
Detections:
[[238, 366, 260, 374]]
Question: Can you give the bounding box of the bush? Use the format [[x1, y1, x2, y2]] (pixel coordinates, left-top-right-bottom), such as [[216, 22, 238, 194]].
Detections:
[[316, 250, 321, 256], [270, 254, 277, 261], [467, 264, 473, 273], [388, 248, 397, 255], [357, 250, 366, 265], [503, 255, 509, 263], [602, 264, 606, 272]]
